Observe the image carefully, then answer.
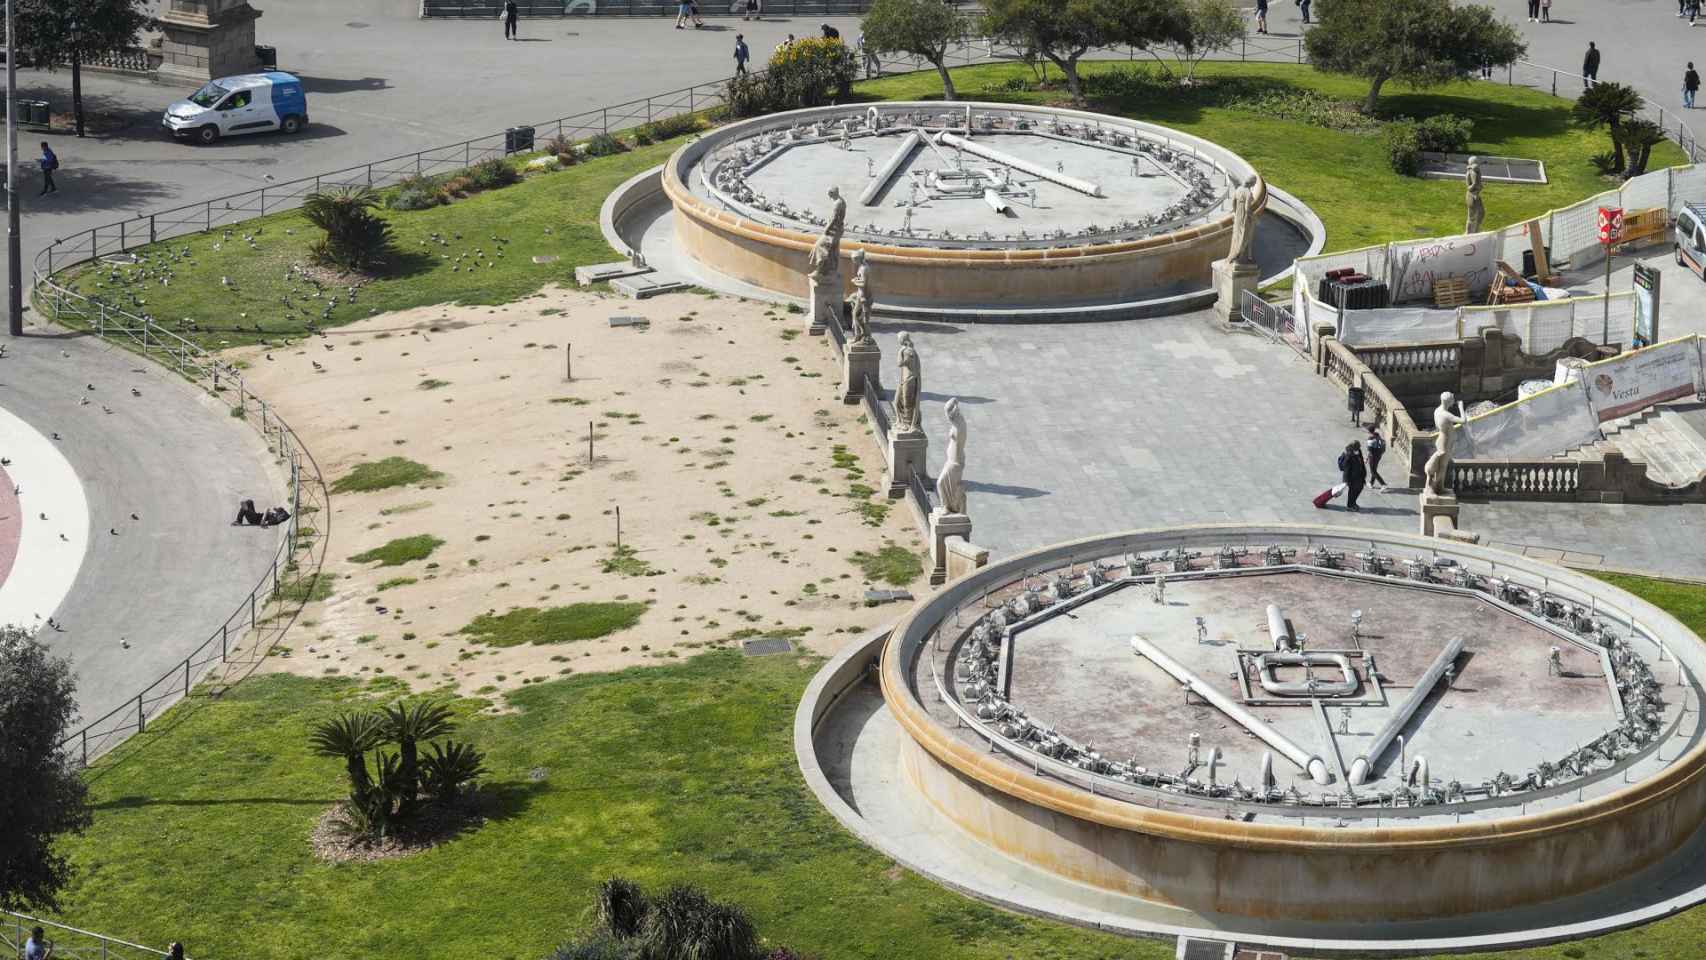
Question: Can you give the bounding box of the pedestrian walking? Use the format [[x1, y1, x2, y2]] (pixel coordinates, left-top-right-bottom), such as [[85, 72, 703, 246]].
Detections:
[[502, 0, 518, 40], [1481, 55, 1494, 79], [1540, 0, 1551, 21], [743, 0, 759, 20], [1692, 0, 1702, 23], [1527, 0, 1539, 21], [675, 0, 691, 28], [734, 33, 750, 76], [690, 1, 704, 27], [1299, 0, 1311, 23], [1687, 62, 1701, 108], [23, 927, 53, 960], [857, 33, 880, 78], [1255, 0, 1268, 34], [1364, 424, 1389, 488], [1684, 0, 1691, 16], [166, 944, 185, 960], [1583, 42, 1600, 88], [38, 142, 58, 196], [1338, 442, 1367, 512]]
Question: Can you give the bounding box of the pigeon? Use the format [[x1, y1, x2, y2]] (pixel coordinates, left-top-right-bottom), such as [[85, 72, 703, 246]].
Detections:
[[39, 512, 46, 520], [102, 405, 112, 415], [1, 457, 10, 466], [131, 513, 139, 520], [50, 432, 60, 441], [78, 396, 89, 406], [109, 528, 117, 536], [121, 638, 130, 649], [61, 349, 71, 358], [312, 361, 324, 372], [86, 383, 95, 391]]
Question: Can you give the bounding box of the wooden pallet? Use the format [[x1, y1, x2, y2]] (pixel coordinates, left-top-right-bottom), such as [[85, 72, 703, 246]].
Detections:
[[1487, 260, 1536, 306], [1432, 277, 1471, 308]]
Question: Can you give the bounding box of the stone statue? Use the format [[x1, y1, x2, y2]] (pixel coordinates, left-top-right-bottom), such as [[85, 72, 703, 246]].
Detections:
[[895, 332, 921, 435], [1227, 174, 1258, 265], [849, 248, 874, 344], [808, 232, 836, 282], [1422, 391, 1468, 495], [1464, 156, 1485, 234], [826, 186, 846, 239], [936, 397, 967, 515]]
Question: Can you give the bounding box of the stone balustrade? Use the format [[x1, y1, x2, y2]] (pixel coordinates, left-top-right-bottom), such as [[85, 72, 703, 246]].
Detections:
[[1451, 450, 1706, 504]]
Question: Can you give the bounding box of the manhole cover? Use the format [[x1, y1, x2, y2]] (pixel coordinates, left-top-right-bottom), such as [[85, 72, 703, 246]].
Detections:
[[741, 638, 792, 657], [1176, 937, 1233, 960]]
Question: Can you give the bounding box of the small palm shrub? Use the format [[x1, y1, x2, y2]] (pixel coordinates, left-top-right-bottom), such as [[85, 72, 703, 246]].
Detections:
[[421, 740, 488, 802], [637, 885, 760, 960], [302, 186, 393, 271], [469, 157, 521, 190]]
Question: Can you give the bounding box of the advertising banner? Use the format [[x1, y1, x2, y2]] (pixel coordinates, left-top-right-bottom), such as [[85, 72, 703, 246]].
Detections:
[[1633, 263, 1660, 347], [1456, 377, 1601, 461], [1582, 337, 1703, 421], [1387, 232, 1499, 305]]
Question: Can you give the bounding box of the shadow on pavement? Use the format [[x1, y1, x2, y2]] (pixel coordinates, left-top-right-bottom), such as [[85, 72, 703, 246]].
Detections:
[[966, 479, 1050, 499], [297, 74, 391, 94], [18, 165, 179, 214]]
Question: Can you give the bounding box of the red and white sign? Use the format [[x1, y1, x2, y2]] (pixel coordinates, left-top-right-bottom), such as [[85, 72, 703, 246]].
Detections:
[[1598, 206, 1624, 245]]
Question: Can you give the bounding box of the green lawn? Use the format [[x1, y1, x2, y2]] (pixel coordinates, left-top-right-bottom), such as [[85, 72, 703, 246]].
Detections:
[[53, 62, 1680, 352], [39, 573, 1706, 960]]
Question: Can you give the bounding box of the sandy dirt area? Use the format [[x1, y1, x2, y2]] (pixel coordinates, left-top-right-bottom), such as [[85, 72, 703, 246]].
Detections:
[[230, 287, 924, 696]]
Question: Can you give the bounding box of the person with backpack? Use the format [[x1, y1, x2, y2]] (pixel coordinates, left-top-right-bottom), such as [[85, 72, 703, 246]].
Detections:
[[38, 142, 59, 196], [502, 0, 518, 40], [1687, 62, 1701, 108], [734, 34, 750, 76], [1583, 42, 1600, 88], [1364, 424, 1389, 488], [1254, 0, 1268, 34]]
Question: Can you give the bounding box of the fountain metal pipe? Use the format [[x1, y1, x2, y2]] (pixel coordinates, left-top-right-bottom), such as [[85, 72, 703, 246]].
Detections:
[[1347, 638, 1463, 786], [1131, 634, 1331, 785], [1266, 603, 1293, 650], [938, 131, 1105, 197], [860, 130, 922, 206]]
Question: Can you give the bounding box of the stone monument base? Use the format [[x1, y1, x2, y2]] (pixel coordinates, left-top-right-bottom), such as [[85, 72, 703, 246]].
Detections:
[[1212, 257, 1260, 324], [808, 272, 842, 336], [885, 429, 926, 499], [843, 338, 881, 404], [930, 511, 973, 585], [157, 0, 263, 84], [1419, 490, 1461, 537]]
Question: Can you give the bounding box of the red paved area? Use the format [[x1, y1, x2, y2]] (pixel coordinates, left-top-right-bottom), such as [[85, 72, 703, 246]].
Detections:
[[0, 464, 19, 590]]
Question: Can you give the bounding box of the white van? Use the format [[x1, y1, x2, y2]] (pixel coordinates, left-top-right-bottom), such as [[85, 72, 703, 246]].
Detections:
[[162, 72, 308, 145]]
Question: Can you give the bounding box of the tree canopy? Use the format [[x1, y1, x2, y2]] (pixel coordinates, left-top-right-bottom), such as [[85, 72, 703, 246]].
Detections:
[[14, 0, 156, 136], [984, 0, 1191, 105], [0, 628, 92, 913], [1304, 0, 1526, 114], [861, 0, 971, 101]]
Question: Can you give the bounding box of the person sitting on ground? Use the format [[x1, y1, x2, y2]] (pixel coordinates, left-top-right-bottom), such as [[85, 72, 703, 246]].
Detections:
[[821, 23, 840, 40], [233, 498, 263, 526], [261, 506, 292, 527]]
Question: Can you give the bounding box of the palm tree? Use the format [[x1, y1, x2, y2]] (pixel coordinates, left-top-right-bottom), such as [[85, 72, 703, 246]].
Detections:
[[309, 712, 387, 797], [1617, 119, 1667, 178], [1573, 82, 1644, 174], [382, 700, 455, 812], [301, 185, 392, 271]]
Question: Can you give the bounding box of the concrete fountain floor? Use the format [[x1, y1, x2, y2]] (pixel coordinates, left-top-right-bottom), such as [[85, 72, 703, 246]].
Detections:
[[1004, 572, 1627, 796], [724, 132, 1208, 241]]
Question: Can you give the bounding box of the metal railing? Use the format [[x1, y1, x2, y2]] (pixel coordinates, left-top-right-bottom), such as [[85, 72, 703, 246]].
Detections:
[[3, 912, 181, 960], [1238, 289, 1308, 358], [29, 280, 333, 767], [1506, 59, 1701, 164]]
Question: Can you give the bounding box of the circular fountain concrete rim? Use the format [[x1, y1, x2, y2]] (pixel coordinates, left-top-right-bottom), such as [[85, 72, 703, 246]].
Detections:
[[794, 525, 1706, 955], [602, 164, 1322, 321]]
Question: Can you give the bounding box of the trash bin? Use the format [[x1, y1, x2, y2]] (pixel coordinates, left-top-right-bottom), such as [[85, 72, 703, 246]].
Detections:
[[255, 44, 277, 68], [27, 100, 50, 126], [505, 125, 535, 154], [1521, 246, 1552, 278]]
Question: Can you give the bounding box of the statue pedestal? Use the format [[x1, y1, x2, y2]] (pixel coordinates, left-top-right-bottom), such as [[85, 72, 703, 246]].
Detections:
[[885, 428, 926, 499], [157, 0, 263, 83], [808, 271, 841, 335], [1212, 257, 1260, 324], [842, 338, 881, 404], [930, 511, 973, 585], [1419, 490, 1461, 537]]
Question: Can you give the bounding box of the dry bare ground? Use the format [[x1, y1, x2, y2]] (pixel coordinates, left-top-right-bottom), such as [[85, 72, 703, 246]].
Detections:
[[231, 287, 924, 698]]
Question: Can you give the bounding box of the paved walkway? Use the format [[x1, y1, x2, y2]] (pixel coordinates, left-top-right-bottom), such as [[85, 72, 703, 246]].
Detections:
[[872, 312, 1706, 578], [2, 332, 282, 732]]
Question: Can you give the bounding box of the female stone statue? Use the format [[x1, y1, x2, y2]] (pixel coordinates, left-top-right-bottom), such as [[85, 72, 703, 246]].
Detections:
[[849, 248, 874, 343], [895, 332, 921, 434], [1227, 174, 1259, 264], [936, 397, 967, 515], [1464, 156, 1485, 234]]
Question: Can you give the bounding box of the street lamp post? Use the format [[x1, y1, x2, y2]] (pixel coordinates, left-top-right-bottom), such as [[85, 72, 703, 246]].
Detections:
[[6, 0, 22, 337], [69, 16, 83, 138]]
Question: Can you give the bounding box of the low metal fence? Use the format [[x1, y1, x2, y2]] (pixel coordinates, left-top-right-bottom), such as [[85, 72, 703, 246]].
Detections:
[[3, 911, 183, 960], [31, 276, 333, 767], [1506, 58, 1701, 164], [1240, 288, 1309, 358]]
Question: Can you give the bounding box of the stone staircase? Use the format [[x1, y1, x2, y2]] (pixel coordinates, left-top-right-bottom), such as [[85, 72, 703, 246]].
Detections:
[[1563, 405, 1706, 487]]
